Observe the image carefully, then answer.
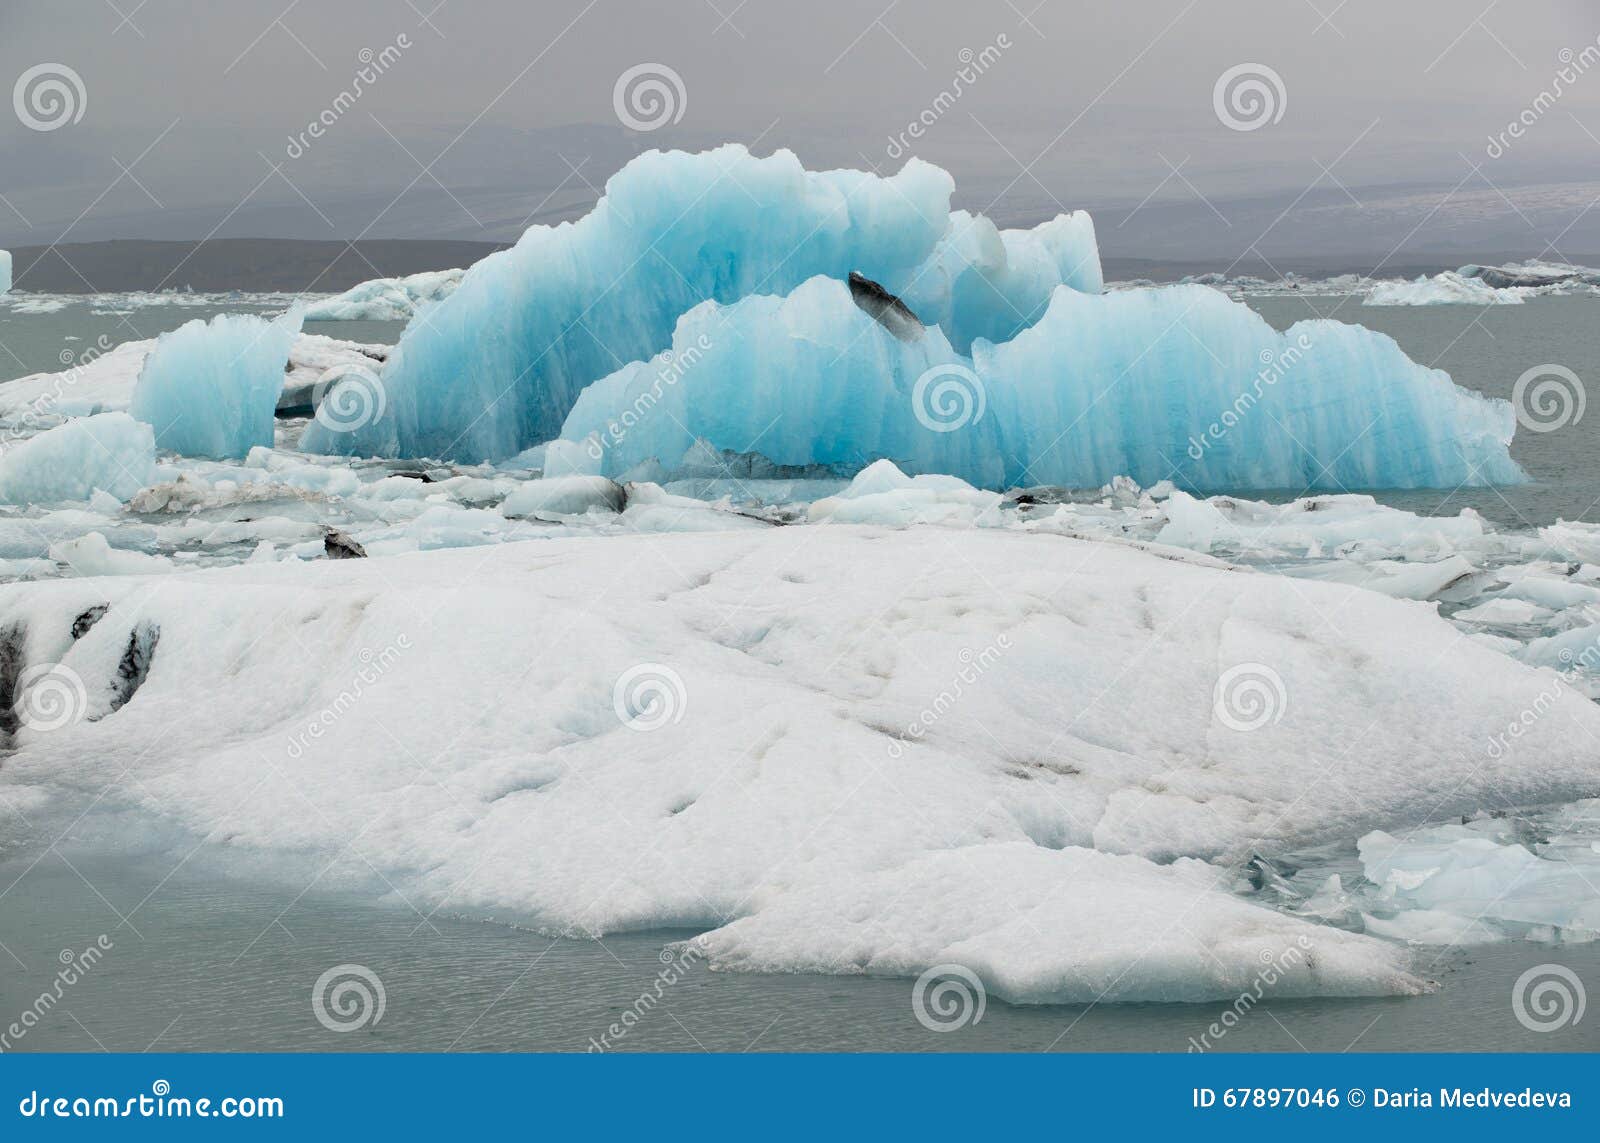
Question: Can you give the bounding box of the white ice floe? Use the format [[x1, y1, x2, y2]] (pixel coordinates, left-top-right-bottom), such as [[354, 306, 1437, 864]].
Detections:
[[301, 268, 464, 322], [1363, 271, 1525, 307], [5, 525, 1600, 1000]]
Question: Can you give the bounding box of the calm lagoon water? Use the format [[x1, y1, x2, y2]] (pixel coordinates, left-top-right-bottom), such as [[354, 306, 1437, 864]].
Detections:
[[1, 292, 1598, 1052]]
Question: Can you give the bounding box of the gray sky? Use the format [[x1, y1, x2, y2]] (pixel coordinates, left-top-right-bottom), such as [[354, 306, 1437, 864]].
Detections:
[[4, 0, 1600, 261]]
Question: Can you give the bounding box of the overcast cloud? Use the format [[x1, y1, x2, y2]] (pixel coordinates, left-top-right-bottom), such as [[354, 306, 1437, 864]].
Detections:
[[3, 0, 1600, 260]]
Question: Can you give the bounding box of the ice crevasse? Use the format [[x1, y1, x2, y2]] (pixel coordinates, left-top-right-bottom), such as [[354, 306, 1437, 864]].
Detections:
[[301, 145, 1102, 461]]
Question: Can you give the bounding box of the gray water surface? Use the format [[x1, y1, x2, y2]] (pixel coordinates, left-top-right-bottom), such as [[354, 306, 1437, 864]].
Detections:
[[0, 854, 1595, 1053]]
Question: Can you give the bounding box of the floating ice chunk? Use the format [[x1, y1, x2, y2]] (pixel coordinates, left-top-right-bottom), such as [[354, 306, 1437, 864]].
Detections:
[[693, 844, 1422, 1003], [807, 460, 1001, 527], [0, 249, 10, 295], [501, 475, 625, 519], [0, 412, 156, 504], [131, 311, 303, 458], [1453, 597, 1555, 626], [565, 279, 1523, 491], [49, 531, 173, 576], [302, 269, 464, 321], [1364, 271, 1524, 307], [303, 145, 957, 460], [1357, 824, 1600, 942]]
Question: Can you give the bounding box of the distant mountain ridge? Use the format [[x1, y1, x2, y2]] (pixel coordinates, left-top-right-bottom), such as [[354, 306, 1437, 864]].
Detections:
[[4, 239, 508, 294]]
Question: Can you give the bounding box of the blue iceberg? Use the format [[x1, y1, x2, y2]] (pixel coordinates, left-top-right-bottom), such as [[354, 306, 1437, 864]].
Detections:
[[561, 278, 1523, 491], [301, 145, 1102, 461], [130, 311, 302, 459]]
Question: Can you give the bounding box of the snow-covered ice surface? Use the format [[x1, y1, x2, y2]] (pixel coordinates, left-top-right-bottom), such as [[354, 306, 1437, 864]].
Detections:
[[16, 517, 1600, 1001]]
